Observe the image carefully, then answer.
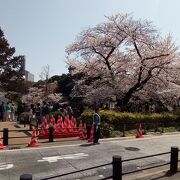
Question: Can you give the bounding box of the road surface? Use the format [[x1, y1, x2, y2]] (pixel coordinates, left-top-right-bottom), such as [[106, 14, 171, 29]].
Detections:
[[0, 134, 180, 180]]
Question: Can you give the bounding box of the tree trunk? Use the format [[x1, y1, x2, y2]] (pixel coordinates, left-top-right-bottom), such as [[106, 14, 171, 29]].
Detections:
[[117, 93, 133, 112]]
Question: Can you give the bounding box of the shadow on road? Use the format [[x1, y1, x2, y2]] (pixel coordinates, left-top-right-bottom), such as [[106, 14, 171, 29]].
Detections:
[[80, 143, 100, 147]]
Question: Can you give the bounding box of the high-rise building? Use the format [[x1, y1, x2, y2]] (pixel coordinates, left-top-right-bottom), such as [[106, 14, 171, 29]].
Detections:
[[20, 56, 26, 74], [21, 56, 34, 82], [24, 70, 34, 82]]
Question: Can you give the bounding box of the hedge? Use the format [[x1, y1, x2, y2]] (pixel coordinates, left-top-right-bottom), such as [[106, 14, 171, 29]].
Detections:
[[80, 110, 180, 127]]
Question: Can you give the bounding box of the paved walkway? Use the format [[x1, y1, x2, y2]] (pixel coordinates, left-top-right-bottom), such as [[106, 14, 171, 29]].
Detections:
[[0, 121, 84, 148], [0, 121, 30, 146], [138, 170, 180, 180], [157, 171, 180, 180]]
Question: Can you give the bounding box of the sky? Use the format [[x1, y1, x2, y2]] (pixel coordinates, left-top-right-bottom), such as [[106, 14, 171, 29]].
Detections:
[[0, 0, 180, 81]]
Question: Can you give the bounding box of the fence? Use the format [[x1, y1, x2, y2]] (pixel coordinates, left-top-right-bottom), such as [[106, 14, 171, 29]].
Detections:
[[19, 146, 179, 180], [112, 121, 180, 137], [0, 125, 86, 146], [1, 128, 80, 146]]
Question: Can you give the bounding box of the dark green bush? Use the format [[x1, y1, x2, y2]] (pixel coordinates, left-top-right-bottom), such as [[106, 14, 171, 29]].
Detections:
[[100, 122, 114, 138], [80, 110, 179, 131]]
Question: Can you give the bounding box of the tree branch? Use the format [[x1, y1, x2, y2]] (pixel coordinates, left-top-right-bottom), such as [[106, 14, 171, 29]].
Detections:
[[143, 54, 169, 61]]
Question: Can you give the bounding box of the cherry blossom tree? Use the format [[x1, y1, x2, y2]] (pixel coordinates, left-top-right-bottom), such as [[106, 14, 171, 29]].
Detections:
[[66, 13, 180, 110], [21, 81, 62, 105]]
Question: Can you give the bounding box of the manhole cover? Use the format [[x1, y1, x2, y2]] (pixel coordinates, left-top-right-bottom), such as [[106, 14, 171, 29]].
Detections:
[[125, 147, 140, 151]]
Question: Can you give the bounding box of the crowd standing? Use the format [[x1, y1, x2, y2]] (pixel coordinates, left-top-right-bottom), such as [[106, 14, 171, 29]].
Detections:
[[16, 101, 73, 124], [0, 101, 15, 122], [0, 100, 101, 144], [0, 100, 74, 124]]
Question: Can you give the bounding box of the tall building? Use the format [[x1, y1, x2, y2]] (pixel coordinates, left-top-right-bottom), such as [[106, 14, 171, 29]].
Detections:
[[24, 70, 34, 82], [21, 57, 34, 82], [20, 56, 26, 74]]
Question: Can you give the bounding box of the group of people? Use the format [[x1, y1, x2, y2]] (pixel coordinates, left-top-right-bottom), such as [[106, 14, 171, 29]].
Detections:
[[0, 99, 100, 144], [16, 101, 74, 124], [0, 101, 15, 122]]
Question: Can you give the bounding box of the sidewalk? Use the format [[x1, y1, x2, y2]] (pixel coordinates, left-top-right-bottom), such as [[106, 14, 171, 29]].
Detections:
[[0, 121, 31, 146], [80, 168, 180, 180], [136, 169, 180, 180], [0, 121, 84, 148], [154, 171, 180, 180], [84, 167, 180, 180]]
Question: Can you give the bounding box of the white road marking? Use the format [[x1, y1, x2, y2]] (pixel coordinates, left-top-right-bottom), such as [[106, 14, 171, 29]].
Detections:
[[0, 163, 13, 170], [38, 153, 89, 163]]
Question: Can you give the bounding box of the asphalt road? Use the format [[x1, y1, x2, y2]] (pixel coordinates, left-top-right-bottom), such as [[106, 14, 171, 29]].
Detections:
[[1, 134, 180, 180]]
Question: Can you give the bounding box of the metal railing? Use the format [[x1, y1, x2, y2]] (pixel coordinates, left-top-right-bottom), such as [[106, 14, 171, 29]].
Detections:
[[1, 126, 86, 146], [2, 121, 180, 146], [19, 146, 179, 180]]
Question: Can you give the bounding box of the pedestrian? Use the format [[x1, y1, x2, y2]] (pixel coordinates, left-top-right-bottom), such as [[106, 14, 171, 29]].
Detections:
[[2, 102, 6, 121], [0, 102, 5, 122], [5, 102, 11, 121], [17, 102, 24, 122], [35, 103, 41, 124], [10, 103, 15, 121], [67, 106, 73, 119], [93, 108, 100, 144], [29, 104, 35, 119], [41, 101, 49, 117]]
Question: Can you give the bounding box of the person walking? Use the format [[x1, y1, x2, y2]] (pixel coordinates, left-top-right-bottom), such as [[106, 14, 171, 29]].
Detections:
[[93, 108, 100, 144]]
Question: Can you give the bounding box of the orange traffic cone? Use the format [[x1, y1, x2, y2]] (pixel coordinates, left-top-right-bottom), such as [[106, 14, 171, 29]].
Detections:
[[0, 135, 4, 149], [88, 124, 94, 142], [136, 124, 143, 138], [82, 123, 87, 139], [28, 129, 39, 147], [69, 120, 74, 133], [57, 115, 63, 124], [63, 116, 69, 132], [78, 120, 83, 139], [71, 117, 77, 132]]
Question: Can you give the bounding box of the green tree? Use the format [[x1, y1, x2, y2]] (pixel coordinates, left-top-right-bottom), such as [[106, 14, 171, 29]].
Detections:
[[0, 28, 25, 90], [49, 74, 74, 98]]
